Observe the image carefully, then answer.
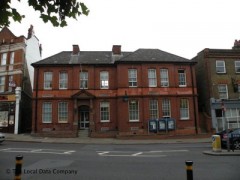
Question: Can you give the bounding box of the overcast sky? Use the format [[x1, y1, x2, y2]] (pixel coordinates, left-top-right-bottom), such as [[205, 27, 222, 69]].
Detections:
[[8, 0, 240, 60]]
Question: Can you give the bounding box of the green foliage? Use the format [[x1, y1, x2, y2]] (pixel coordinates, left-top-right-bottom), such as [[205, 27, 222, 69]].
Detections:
[[0, 0, 89, 28]]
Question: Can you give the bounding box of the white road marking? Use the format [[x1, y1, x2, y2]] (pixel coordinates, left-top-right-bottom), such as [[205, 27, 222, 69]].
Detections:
[[150, 150, 189, 153], [0, 148, 75, 155], [31, 149, 42, 152], [64, 150, 76, 154], [98, 151, 109, 155], [132, 152, 142, 156], [97, 149, 188, 157]]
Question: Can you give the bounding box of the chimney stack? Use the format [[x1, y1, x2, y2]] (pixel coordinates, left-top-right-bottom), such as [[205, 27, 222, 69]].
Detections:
[[27, 25, 34, 39], [39, 44, 42, 57], [233, 40, 240, 50], [72, 45, 80, 55], [112, 45, 121, 55]]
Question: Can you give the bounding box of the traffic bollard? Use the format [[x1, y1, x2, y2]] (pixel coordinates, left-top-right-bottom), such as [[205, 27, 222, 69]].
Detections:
[[185, 160, 193, 180], [15, 155, 23, 180]]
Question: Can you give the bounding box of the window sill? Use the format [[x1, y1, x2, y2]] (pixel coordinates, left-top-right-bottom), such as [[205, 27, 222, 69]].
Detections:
[[100, 121, 110, 123], [180, 118, 189, 120]]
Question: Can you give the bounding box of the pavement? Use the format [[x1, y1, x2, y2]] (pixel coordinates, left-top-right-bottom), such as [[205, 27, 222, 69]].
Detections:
[[3, 133, 240, 156]]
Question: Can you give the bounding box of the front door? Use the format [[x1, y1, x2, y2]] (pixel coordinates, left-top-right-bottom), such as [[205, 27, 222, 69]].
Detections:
[[78, 106, 89, 129]]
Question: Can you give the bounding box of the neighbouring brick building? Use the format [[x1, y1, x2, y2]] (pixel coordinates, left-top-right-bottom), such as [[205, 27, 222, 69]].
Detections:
[[194, 40, 240, 133], [31, 45, 199, 138], [0, 26, 41, 133]]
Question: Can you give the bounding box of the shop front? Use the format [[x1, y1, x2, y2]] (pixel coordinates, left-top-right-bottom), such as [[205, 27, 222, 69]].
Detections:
[[0, 100, 15, 133]]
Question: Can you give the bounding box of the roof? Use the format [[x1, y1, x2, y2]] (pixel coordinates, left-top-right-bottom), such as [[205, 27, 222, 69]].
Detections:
[[0, 27, 16, 38], [32, 51, 131, 66], [197, 48, 240, 58], [118, 49, 190, 63], [32, 48, 193, 67]]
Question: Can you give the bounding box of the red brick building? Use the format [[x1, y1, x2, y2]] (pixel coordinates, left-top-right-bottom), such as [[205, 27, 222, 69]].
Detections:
[[31, 45, 199, 137], [0, 26, 41, 133]]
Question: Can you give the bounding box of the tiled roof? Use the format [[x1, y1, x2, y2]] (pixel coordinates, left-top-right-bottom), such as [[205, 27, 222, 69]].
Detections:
[[118, 49, 190, 63], [32, 51, 131, 66], [32, 48, 192, 66]]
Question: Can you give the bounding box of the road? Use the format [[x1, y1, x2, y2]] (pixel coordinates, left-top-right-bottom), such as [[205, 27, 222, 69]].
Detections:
[[0, 141, 239, 180]]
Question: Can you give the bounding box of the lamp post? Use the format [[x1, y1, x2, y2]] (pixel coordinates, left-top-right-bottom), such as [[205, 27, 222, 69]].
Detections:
[[14, 87, 21, 134], [221, 100, 230, 152]]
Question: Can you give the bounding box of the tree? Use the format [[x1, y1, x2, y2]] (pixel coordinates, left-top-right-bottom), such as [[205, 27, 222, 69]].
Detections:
[[0, 0, 89, 28]]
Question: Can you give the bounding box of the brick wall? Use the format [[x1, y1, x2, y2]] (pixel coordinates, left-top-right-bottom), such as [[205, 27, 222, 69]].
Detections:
[[32, 60, 199, 137]]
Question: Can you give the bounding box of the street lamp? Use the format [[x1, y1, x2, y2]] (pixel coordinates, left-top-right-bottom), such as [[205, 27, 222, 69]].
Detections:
[[221, 100, 230, 152]]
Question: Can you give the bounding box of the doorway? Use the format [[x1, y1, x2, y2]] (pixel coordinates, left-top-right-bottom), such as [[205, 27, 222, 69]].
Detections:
[[78, 105, 89, 130]]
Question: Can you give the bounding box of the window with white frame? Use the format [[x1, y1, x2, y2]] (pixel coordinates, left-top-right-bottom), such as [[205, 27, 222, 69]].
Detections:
[[148, 69, 157, 87], [0, 76, 5, 92], [225, 108, 240, 126], [10, 52, 14, 64], [178, 69, 186, 87], [58, 102, 68, 123], [0, 53, 7, 71], [128, 69, 137, 87], [9, 52, 14, 71], [44, 72, 52, 89], [180, 99, 189, 120], [100, 102, 110, 122], [42, 102, 52, 123], [218, 84, 228, 99], [162, 99, 171, 117], [1, 53, 7, 65], [160, 69, 169, 87], [129, 100, 139, 122], [100, 71, 109, 89], [59, 72, 68, 89], [149, 99, 159, 119], [216, 60, 226, 73], [235, 61, 240, 73], [80, 71, 88, 89]]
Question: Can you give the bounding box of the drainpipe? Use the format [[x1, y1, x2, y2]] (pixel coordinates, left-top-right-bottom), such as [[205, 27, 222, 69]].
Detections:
[[190, 64, 198, 134], [34, 68, 39, 133], [14, 87, 21, 134]]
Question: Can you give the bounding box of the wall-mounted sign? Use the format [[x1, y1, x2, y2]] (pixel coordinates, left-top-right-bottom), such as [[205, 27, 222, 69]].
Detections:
[[9, 81, 16, 87]]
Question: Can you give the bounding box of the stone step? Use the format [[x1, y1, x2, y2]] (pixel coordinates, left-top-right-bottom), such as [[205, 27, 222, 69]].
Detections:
[[78, 130, 89, 138]]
